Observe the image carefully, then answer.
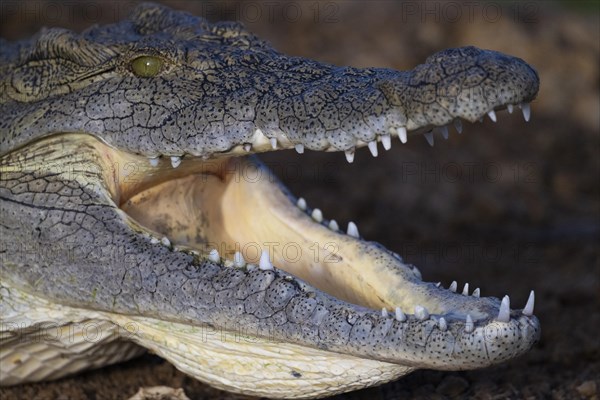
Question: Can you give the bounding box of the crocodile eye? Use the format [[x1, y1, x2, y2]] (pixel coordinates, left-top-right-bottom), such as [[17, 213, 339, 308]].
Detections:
[[130, 56, 163, 77]]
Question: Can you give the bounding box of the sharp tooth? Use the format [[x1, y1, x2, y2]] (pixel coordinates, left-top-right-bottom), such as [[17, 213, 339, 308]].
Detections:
[[395, 307, 407, 322], [397, 126, 408, 143], [243, 144, 252, 152], [259, 250, 274, 271], [328, 219, 339, 231], [497, 295, 511, 322], [520, 103, 531, 121], [438, 317, 448, 331], [296, 197, 307, 210], [449, 281, 457, 292], [270, 138, 277, 149], [347, 221, 360, 238], [414, 305, 429, 320], [345, 149, 355, 163], [233, 251, 246, 268], [465, 314, 474, 333], [487, 110, 497, 122], [381, 134, 391, 150], [472, 288, 480, 297], [381, 308, 389, 318], [523, 290, 535, 316], [440, 126, 449, 139], [311, 208, 323, 222], [149, 157, 159, 167], [160, 237, 171, 247], [208, 249, 220, 263], [462, 283, 470, 296], [507, 104, 514, 114], [170, 156, 181, 168], [435, 282, 442, 287], [368, 140, 378, 157], [454, 119, 463, 133], [295, 144, 304, 154], [424, 131, 434, 147], [150, 237, 160, 245]]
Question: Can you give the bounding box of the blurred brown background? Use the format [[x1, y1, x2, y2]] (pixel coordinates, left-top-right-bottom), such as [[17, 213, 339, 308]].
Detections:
[[1, 1, 599, 399]]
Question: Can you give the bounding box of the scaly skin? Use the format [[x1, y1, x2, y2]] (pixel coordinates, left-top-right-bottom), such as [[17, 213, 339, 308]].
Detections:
[[0, 3, 540, 398]]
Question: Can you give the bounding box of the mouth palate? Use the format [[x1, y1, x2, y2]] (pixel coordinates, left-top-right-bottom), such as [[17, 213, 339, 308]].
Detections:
[[109, 102, 536, 343]]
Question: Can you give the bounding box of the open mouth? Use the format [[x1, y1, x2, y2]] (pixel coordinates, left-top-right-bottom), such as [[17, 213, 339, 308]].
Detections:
[[80, 100, 540, 368], [0, 108, 543, 400]]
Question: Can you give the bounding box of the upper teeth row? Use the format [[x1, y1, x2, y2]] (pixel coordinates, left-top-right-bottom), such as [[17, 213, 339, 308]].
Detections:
[[145, 103, 532, 168], [306, 102, 531, 163]]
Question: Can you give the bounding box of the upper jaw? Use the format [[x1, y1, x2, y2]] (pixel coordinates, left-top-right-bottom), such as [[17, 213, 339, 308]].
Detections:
[[2, 2, 539, 162], [2, 28, 539, 161], [106, 46, 539, 160]]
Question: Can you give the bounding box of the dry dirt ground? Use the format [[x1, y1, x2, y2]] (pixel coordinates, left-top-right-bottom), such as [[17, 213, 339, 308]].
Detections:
[[1, 1, 599, 399]]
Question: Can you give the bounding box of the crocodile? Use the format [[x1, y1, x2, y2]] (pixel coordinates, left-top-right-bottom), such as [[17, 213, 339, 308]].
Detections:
[[0, 3, 540, 398]]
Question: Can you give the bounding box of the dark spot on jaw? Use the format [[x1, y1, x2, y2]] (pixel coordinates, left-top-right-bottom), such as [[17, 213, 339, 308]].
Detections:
[[291, 370, 302, 378]]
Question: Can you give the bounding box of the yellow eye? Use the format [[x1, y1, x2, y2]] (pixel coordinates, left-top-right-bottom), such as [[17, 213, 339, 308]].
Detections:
[[130, 56, 163, 77]]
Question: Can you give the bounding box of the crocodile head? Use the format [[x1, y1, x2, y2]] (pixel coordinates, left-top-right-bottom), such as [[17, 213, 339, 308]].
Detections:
[[0, 3, 540, 398]]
